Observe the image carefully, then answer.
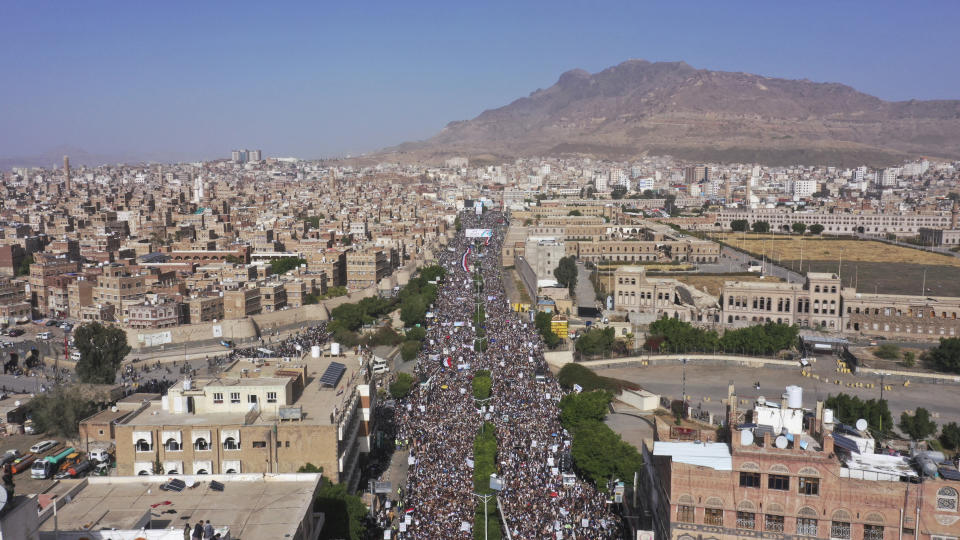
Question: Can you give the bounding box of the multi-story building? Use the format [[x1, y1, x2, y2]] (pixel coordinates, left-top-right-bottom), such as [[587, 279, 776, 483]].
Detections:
[[793, 179, 819, 198], [108, 352, 377, 491], [260, 281, 287, 312], [524, 237, 566, 283], [613, 265, 718, 323], [571, 238, 720, 264], [716, 210, 952, 235], [642, 387, 960, 540], [918, 228, 960, 247], [224, 286, 261, 319], [186, 295, 224, 323], [721, 273, 960, 340], [346, 248, 389, 291], [126, 298, 182, 329]]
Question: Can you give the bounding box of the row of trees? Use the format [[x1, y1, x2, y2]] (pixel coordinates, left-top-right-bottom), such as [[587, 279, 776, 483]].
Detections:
[[647, 318, 798, 356], [730, 220, 824, 235], [559, 390, 643, 489]]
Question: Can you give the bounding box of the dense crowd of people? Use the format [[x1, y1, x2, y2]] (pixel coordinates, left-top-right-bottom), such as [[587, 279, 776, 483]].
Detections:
[[396, 210, 619, 539]]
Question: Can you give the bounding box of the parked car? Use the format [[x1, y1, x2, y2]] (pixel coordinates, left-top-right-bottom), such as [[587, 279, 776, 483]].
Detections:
[[8, 329, 24, 337], [29, 440, 57, 454], [45, 320, 59, 327]]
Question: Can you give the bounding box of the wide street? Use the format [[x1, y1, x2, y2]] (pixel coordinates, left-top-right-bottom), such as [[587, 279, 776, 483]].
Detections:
[[602, 359, 960, 429]]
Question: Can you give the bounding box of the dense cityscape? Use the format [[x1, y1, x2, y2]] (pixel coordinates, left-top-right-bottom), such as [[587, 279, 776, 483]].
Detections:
[[3, 3, 960, 540]]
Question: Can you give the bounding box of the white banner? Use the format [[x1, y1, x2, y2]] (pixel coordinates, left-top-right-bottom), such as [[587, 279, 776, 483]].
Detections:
[[465, 228, 493, 238]]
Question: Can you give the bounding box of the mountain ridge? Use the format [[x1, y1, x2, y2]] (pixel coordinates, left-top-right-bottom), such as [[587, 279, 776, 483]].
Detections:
[[385, 59, 960, 166]]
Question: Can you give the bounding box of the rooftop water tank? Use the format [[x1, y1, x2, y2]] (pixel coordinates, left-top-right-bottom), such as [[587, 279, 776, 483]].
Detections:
[[786, 385, 803, 409], [823, 408, 834, 424]]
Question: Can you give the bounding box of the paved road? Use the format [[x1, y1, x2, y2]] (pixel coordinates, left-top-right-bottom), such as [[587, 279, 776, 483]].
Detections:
[[709, 246, 805, 283], [575, 261, 599, 310], [601, 360, 958, 429]]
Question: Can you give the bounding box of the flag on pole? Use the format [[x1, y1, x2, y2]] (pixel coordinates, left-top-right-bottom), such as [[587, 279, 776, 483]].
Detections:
[[461, 246, 471, 272]]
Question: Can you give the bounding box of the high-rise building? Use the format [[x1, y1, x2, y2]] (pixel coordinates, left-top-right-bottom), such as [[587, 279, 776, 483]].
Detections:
[[248, 149, 262, 162], [594, 174, 608, 193], [877, 168, 898, 187], [231, 150, 241, 163], [684, 165, 709, 184], [63, 155, 70, 192]]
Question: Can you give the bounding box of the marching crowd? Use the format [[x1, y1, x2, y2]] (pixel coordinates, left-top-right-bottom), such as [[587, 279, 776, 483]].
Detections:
[[396, 210, 620, 539]]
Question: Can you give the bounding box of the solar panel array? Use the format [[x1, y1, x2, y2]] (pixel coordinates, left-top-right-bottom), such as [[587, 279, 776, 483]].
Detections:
[[319, 362, 346, 387]]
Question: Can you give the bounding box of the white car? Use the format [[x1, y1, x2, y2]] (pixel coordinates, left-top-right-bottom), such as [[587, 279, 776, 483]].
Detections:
[[29, 440, 57, 454]]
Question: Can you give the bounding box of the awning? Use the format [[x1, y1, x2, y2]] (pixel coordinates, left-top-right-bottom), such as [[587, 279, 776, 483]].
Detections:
[[192, 461, 212, 474], [133, 431, 152, 444], [222, 460, 241, 474], [163, 461, 183, 474]]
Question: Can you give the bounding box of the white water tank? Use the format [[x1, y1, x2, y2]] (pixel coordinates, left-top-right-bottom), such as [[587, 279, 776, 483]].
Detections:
[[785, 385, 802, 409], [775, 435, 789, 449], [740, 430, 754, 446], [311, 345, 321, 358], [183, 378, 192, 391], [331, 342, 341, 356], [823, 408, 834, 424]]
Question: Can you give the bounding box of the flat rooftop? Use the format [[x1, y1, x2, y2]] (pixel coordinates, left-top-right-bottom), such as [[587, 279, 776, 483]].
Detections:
[[38, 473, 322, 540], [654, 441, 732, 471], [125, 353, 366, 427]]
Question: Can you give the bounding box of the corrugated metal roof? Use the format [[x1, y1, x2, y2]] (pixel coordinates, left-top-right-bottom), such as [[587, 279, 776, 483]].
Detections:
[[653, 442, 732, 471]]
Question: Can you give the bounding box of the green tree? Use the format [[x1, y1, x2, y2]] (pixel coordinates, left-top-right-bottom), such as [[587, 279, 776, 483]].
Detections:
[[874, 343, 900, 360], [569, 421, 643, 489], [314, 477, 370, 540], [553, 256, 578, 294], [903, 351, 916, 368], [926, 337, 960, 373], [75, 322, 131, 384], [809, 224, 825, 235], [611, 185, 627, 199], [304, 293, 320, 305], [825, 393, 892, 433], [940, 422, 960, 450], [269, 256, 306, 276], [400, 340, 421, 362], [730, 219, 749, 232], [559, 390, 612, 429], [791, 222, 807, 234], [389, 372, 415, 398], [330, 303, 366, 331], [899, 408, 938, 441], [454, 215, 462, 231], [574, 327, 616, 356], [751, 221, 770, 233], [366, 326, 402, 347], [297, 463, 323, 473], [405, 326, 426, 342], [400, 295, 428, 327], [16, 254, 33, 277], [24, 386, 100, 437], [472, 370, 492, 400], [568, 210, 582, 216], [305, 215, 322, 229]]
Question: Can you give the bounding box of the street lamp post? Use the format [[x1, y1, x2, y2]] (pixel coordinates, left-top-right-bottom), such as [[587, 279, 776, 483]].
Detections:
[[473, 492, 494, 540]]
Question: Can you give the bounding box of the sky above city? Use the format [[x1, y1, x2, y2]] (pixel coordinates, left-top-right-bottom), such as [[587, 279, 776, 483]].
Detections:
[[2, 1, 959, 164]]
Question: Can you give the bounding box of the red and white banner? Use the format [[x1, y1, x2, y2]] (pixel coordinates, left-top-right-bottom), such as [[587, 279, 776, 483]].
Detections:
[[461, 245, 472, 272]]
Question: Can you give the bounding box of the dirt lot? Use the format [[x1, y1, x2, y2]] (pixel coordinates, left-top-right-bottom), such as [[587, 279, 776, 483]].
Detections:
[[0, 432, 73, 494], [711, 234, 960, 295]]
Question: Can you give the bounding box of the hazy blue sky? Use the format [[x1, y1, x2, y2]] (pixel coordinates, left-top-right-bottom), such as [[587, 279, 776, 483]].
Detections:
[[2, 1, 958, 162]]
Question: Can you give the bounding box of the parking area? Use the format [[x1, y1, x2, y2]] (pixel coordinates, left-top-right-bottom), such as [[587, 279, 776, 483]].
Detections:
[[1, 432, 69, 494]]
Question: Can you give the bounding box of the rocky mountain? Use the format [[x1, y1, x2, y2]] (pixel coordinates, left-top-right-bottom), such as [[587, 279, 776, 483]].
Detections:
[[386, 59, 960, 166]]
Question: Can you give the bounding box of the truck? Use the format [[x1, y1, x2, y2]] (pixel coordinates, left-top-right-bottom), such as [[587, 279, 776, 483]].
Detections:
[[56, 459, 91, 479], [88, 442, 115, 464], [11, 454, 36, 474], [31, 447, 75, 479], [0, 449, 21, 467]]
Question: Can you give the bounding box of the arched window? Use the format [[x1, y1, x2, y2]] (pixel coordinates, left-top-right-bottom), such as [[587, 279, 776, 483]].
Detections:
[[135, 439, 152, 452], [167, 468, 179, 475], [196, 469, 209, 475], [164, 438, 180, 451], [225, 468, 237, 474], [223, 437, 239, 450], [937, 487, 958, 512], [194, 438, 209, 451], [137, 470, 149, 476]]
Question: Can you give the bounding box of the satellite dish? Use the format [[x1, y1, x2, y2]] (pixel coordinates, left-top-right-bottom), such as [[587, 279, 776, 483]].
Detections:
[[111, 406, 119, 413], [775, 436, 789, 449], [740, 430, 754, 446], [856, 418, 868, 432], [13, 401, 20, 407]]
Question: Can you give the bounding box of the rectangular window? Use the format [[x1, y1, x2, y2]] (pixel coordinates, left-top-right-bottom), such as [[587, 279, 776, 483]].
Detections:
[[704, 508, 723, 526], [230, 392, 240, 404], [864, 525, 884, 540], [248, 394, 258, 404], [798, 476, 819, 496], [768, 474, 790, 491], [252, 441, 266, 448], [831, 521, 851, 539], [267, 392, 277, 403], [676, 505, 694, 523], [736, 511, 755, 530], [213, 392, 223, 404], [797, 518, 818, 537], [765, 514, 784, 533], [739, 471, 761, 488]]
